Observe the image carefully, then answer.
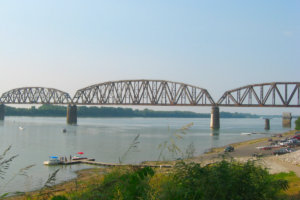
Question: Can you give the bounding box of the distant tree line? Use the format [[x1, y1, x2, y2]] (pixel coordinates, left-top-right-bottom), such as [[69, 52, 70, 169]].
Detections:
[[4, 104, 260, 118]]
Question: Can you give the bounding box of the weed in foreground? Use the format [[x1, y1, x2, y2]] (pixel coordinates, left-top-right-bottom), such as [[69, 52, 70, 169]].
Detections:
[[0, 145, 34, 199], [157, 122, 194, 161]]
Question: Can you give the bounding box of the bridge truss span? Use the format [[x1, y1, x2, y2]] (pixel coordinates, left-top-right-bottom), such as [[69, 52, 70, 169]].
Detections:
[[217, 82, 300, 107], [72, 80, 215, 106], [0, 87, 72, 104]]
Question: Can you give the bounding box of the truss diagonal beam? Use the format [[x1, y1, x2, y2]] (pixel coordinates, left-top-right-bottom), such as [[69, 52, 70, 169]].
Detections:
[[72, 80, 215, 106], [0, 87, 72, 104], [217, 82, 300, 107]]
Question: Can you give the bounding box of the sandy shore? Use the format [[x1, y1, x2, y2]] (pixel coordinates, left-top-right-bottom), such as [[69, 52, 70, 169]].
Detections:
[[7, 130, 300, 199], [189, 130, 300, 175]]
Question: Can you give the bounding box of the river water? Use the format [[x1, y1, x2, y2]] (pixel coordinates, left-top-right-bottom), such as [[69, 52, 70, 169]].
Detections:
[[0, 117, 295, 194]]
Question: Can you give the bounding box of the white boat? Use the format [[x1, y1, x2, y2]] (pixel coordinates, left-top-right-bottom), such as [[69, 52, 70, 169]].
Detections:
[[72, 152, 88, 160], [241, 132, 252, 135], [43, 156, 62, 165], [19, 126, 25, 130], [72, 155, 88, 160]]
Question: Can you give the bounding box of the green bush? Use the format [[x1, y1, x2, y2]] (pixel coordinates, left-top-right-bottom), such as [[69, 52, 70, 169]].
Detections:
[[295, 117, 300, 130], [156, 160, 288, 200], [51, 195, 69, 200], [71, 166, 155, 200]]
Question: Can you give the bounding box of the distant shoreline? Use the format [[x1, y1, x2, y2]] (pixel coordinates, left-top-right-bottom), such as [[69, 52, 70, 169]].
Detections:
[[4, 104, 265, 118], [4, 115, 278, 119]]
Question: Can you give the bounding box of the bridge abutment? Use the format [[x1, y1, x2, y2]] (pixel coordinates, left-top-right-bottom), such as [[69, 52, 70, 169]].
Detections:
[[282, 112, 292, 128], [0, 104, 4, 120], [67, 104, 77, 125], [210, 106, 220, 129]]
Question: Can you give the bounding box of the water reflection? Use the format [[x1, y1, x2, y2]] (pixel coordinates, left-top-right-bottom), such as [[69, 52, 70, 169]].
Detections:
[[210, 129, 220, 139]]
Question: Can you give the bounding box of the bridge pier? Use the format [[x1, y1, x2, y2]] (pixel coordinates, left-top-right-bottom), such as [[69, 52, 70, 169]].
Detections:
[[67, 104, 77, 125], [265, 119, 270, 130], [210, 106, 220, 129], [0, 104, 4, 120], [282, 112, 292, 128]]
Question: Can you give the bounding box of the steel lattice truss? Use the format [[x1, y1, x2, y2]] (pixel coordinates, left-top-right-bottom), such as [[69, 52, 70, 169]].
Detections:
[[72, 80, 215, 106], [0, 87, 72, 104], [217, 82, 300, 107]]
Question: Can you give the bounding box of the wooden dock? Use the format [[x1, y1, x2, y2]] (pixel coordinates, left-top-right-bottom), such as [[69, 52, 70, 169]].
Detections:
[[60, 159, 173, 168]]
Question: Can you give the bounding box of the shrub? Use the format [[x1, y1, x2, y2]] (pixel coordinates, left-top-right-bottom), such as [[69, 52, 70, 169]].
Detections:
[[71, 166, 155, 200], [51, 195, 68, 200], [156, 160, 288, 200]]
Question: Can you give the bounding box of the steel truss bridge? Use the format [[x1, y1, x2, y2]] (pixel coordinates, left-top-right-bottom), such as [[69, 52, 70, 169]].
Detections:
[[0, 80, 298, 126], [0, 80, 299, 107]]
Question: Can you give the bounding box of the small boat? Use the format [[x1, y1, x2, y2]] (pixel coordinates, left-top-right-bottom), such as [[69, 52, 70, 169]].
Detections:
[[72, 152, 88, 160], [43, 156, 62, 165], [19, 126, 25, 130], [241, 132, 252, 135], [72, 156, 88, 160]]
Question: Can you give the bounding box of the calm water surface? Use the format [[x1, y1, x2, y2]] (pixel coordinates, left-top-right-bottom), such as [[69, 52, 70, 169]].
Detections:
[[0, 117, 295, 193]]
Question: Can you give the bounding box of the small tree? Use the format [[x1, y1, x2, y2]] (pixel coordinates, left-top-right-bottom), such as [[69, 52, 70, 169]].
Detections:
[[296, 117, 300, 130]]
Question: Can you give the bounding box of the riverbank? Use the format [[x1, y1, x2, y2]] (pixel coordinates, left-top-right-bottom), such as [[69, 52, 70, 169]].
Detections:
[[7, 129, 300, 199]]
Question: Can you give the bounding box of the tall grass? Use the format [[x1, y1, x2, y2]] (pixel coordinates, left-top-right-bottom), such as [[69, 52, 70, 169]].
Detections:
[[157, 122, 194, 161], [0, 145, 34, 199]]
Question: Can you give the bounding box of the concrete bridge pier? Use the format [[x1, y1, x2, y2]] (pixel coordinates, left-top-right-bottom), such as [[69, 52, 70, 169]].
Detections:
[[210, 106, 220, 129], [67, 104, 77, 125], [282, 112, 292, 128], [0, 104, 4, 120], [265, 119, 270, 130]]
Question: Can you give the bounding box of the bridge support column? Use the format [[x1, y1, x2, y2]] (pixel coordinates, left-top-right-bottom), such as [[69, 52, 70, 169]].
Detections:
[[265, 119, 270, 130], [67, 104, 77, 125], [210, 106, 220, 129], [0, 104, 4, 120], [282, 112, 292, 128]]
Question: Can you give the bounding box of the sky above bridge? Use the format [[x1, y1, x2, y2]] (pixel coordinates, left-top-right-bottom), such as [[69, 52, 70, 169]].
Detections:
[[0, 1, 299, 115]]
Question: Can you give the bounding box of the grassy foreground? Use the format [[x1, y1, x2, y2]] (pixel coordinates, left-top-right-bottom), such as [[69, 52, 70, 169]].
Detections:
[[8, 159, 300, 200]]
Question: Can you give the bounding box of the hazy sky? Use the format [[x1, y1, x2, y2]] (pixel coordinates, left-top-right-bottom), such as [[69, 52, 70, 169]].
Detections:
[[0, 1, 299, 114]]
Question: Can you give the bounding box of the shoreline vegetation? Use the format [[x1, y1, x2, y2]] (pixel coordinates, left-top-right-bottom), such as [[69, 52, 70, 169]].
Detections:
[[6, 130, 300, 200], [5, 104, 269, 118]]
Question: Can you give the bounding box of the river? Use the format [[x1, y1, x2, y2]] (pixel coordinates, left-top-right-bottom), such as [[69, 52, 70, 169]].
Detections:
[[0, 116, 295, 194]]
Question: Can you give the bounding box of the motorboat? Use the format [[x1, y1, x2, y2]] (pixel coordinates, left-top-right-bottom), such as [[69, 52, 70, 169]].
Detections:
[[43, 156, 62, 165], [72, 152, 87, 160], [19, 126, 25, 131], [241, 132, 252, 135], [72, 156, 88, 160]]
